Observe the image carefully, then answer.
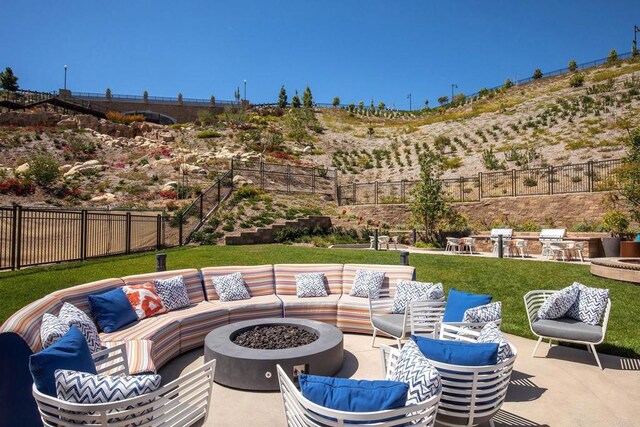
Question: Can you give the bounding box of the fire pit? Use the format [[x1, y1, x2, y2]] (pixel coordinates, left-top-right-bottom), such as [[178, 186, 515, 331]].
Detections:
[[204, 318, 344, 391]]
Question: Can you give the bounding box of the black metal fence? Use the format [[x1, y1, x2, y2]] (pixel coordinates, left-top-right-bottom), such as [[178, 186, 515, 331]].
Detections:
[[0, 206, 175, 271], [337, 158, 623, 206], [231, 159, 338, 196]]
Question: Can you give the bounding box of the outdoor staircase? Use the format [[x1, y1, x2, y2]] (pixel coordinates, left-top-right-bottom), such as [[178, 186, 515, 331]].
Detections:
[[1, 90, 108, 118], [225, 216, 332, 245]]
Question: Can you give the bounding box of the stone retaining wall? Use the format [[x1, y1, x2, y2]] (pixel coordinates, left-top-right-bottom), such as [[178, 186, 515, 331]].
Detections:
[[225, 216, 332, 245]]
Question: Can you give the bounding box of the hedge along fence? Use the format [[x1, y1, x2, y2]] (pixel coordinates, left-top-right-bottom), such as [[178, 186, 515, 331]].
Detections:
[[337, 158, 622, 206]]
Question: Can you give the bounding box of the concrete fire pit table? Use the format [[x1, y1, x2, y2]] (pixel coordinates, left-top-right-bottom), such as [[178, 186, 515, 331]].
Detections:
[[204, 318, 344, 391]]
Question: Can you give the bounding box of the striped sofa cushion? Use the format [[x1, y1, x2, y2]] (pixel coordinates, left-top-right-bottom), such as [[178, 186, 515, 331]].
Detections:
[[161, 302, 229, 353], [218, 295, 283, 323], [99, 316, 181, 370], [101, 339, 156, 375], [274, 264, 344, 296], [0, 294, 63, 353], [341, 264, 415, 296], [201, 265, 275, 300], [122, 269, 204, 305], [279, 294, 341, 325], [336, 295, 375, 334], [52, 278, 125, 317]]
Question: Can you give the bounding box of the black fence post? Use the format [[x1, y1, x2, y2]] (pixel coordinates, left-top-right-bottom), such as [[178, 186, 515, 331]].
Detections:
[[199, 191, 204, 221], [80, 210, 87, 261], [125, 212, 132, 254], [478, 172, 483, 199], [511, 169, 516, 196], [156, 253, 167, 272], [548, 166, 554, 195], [498, 235, 504, 259], [156, 214, 162, 250], [374, 181, 378, 205], [412, 228, 417, 245], [10, 204, 18, 270], [399, 251, 410, 266], [588, 160, 594, 192], [374, 229, 379, 251], [15, 205, 22, 270]]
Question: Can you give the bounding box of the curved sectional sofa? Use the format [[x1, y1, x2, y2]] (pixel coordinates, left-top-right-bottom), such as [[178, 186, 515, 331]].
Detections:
[[0, 263, 415, 427]]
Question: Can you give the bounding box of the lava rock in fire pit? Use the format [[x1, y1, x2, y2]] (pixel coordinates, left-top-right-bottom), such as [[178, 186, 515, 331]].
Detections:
[[233, 325, 318, 350]]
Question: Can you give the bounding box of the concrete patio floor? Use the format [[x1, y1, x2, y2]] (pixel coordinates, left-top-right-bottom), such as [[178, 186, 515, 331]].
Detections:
[[160, 332, 640, 427]]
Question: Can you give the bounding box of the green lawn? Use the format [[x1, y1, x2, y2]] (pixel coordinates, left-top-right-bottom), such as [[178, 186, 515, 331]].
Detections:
[[1, 245, 638, 358]]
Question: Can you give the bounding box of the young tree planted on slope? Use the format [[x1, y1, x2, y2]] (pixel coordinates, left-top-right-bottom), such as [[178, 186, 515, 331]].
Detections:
[[568, 59, 577, 72], [378, 101, 385, 111], [616, 129, 640, 222], [532, 68, 543, 80], [302, 85, 313, 108], [437, 96, 449, 106], [332, 96, 340, 107], [409, 150, 450, 243], [0, 67, 19, 92], [291, 90, 301, 108], [504, 78, 514, 89], [278, 85, 288, 108], [607, 49, 619, 65]]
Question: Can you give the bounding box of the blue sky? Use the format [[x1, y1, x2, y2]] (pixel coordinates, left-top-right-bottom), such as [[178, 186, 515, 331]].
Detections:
[[2, 1, 639, 108]]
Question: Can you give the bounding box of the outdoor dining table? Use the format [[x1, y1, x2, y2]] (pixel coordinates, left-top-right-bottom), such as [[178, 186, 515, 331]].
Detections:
[[548, 240, 577, 261]]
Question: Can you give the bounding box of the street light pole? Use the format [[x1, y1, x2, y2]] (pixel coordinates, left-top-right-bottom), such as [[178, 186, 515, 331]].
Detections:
[[64, 65, 68, 90], [407, 93, 412, 111], [243, 79, 247, 101], [451, 84, 458, 103], [634, 25, 639, 57]]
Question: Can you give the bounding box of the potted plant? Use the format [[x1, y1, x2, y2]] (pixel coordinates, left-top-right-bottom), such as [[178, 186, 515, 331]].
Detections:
[[600, 210, 629, 257]]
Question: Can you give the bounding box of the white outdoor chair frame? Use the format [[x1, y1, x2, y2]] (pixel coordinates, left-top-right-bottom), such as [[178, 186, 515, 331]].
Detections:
[[277, 346, 440, 426], [369, 290, 445, 348], [430, 323, 517, 427], [409, 300, 502, 338], [524, 290, 611, 369], [32, 343, 216, 426]]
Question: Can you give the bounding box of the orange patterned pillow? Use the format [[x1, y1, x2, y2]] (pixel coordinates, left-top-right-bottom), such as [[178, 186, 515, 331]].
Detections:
[[121, 282, 167, 319]]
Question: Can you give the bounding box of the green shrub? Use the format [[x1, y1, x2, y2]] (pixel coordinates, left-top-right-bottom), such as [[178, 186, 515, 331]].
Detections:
[[569, 73, 585, 88], [601, 210, 629, 235], [26, 153, 60, 186], [196, 129, 221, 138], [532, 68, 543, 80]]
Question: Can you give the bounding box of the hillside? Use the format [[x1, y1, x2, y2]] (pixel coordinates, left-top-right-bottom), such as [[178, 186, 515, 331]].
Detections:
[[0, 58, 639, 211]]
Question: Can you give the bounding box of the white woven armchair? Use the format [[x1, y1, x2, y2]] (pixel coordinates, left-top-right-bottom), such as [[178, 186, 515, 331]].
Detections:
[[277, 345, 440, 426], [524, 290, 611, 369], [430, 323, 517, 427], [32, 344, 216, 426], [410, 300, 501, 338]]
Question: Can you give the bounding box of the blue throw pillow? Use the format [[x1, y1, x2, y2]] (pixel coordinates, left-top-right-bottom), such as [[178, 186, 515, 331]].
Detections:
[[442, 288, 492, 322], [29, 326, 97, 396], [299, 374, 408, 413], [88, 288, 138, 333], [412, 335, 498, 366]]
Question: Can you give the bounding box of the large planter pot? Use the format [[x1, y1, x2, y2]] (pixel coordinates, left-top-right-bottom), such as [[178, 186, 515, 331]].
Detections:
[[620, 241, 640, 257], [601, 237, 621, 257]]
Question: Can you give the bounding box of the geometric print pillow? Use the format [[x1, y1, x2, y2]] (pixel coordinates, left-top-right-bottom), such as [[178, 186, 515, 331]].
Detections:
[[462, 301, 502, 324], [392, 339, 441, 407], [152, 275, 191, 311], [55, 369, 161, 425], [349, 269, 386, 299], [392, 281, 444, 314], [40, 313, 70, 349], [537, 284, 580, 320], [295, 273, 328, 298], [59, 303, 102, 354], [121, 283, 167, 320], [478, 322, 514, 363], [565, 282, 609, 326], [212, 272, 251, 302]]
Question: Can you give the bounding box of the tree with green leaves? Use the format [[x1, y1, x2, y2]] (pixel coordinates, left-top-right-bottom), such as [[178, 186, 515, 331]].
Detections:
[[332, 96, 340, 107], [278, 85, 288, 108], [607, 49, 619, 65], [234, 87, 241, 104], [291, 90, 301, 108], [532, 68, 543, 79], [437, 96, 448, 106], [105, 88, 112, 100], [302, 85, 313, 108], [348, 103, 355, 113], [504, 78, 513, 89], [369, 100, 375, 111], [143, 90, 148, 103], [378, 101, 385, 111], [26, 153, 60, 186], [178, 92, 183, 105], [409, 150, 450, 243], [568, 59, 577, 72], [358, 101, 364, 111], [424, 100, 429, 110], [0, 67, 19, 91], [616, 129, 640, 221]]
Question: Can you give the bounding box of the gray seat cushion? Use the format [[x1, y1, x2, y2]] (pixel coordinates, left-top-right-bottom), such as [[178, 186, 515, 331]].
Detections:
[[532, 317, 603, 343], [371, 313, 405, 338]]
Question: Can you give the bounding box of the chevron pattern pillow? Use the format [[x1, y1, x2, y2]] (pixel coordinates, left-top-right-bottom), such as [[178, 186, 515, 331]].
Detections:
[[295, 273, 328, 298], [41, 313, 70, 349], [55, 369, 161, 424], [350, 269, 386, 299], [153, 275, 191, 311], [392, 339, 441, 407], [478, 322, 514, 363], [59, 303, 102, 354], [537, 284, 580, 320], [212, 272, 251, 301], [565, 282, 609, 325], [392, 281, 443, 314], [462, 301, 502, 323]]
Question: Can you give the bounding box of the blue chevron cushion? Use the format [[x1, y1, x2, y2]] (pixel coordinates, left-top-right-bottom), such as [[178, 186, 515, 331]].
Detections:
[[29, 326, 97, 397], [55, 369, 161, 424], [299, 374, 408, 412], [442, 289, 492, 322], [412, 335, 498, 366]]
